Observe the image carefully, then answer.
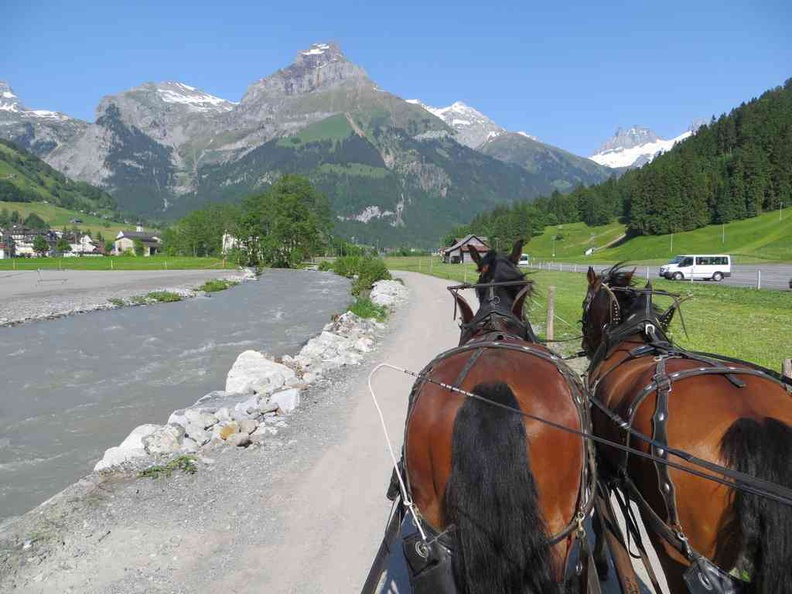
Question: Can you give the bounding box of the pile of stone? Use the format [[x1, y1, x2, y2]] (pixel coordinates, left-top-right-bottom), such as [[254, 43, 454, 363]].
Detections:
[[369, 279, 409, 308], [93, 308, 396, 472]]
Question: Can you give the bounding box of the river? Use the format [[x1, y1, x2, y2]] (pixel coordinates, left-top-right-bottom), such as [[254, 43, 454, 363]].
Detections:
[[0, 269, 350, 522]]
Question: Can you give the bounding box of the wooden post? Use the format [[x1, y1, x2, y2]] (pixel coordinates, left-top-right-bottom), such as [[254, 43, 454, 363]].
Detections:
[[783, 359, 792, 380], [546, 286, 555, 341], [757, 270, 761, 289]]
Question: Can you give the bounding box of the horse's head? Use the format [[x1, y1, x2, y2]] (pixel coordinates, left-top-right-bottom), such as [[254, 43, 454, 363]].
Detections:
[[581, 263, 635, 357], [582, 263, 674, 358], [469, 239, 529, 315], [452, 240, 534, 343]]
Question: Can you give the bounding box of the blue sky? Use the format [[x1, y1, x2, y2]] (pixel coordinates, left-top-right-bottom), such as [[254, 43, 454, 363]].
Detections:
[[3, 0, 790, 155]]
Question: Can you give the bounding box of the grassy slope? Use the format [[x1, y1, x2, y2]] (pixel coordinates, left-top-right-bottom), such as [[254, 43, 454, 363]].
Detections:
[[385, 256, 791, 371], [528, 207, 792, 263], [0, 201, 130, 237], [0, 255, 226, 271]]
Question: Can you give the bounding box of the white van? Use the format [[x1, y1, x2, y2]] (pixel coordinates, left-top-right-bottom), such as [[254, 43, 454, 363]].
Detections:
[[517, 253, 530, 268], [659, 255, 731, 281]]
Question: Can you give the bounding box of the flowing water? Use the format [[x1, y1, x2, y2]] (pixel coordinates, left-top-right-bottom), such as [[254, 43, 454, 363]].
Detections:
[[0, 269, 350, 522]]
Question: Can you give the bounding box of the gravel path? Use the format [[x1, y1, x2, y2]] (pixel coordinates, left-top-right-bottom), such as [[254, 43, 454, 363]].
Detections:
[[0, 269, 246, 326]]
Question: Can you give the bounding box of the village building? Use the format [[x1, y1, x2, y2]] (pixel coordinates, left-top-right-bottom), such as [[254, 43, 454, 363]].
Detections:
[[114, 225, 162, 256], [0, 231, 13, 259], [5, 226, 55, 257], [441, 234, 490, 264], [65, 233, 101, 256]]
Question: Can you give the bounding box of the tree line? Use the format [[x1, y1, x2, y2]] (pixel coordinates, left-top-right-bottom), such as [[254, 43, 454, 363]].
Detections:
[[163, 175, 334, 267], [448, 78, 792, 244]]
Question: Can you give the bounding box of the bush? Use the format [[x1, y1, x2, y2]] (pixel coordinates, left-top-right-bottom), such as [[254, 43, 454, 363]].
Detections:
[[199, 279, 239, 293], [146, 291, 182, 303], [317, 260, 333, 271], [349, 297, 388, 321], [331, 255, 391, 296]]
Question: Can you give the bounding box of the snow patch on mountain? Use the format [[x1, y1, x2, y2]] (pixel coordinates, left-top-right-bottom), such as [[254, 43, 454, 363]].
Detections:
[[590, 126, 693, 168], [406, 99, 506, 149], [0, 81, 71, 120], [156, 82, 235, 112], [516, 131, 539, 142]]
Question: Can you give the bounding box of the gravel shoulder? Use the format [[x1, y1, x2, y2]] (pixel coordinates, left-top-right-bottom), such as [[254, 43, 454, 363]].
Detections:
[[0, 271, 460, 593], [0, 269, 247, 326]]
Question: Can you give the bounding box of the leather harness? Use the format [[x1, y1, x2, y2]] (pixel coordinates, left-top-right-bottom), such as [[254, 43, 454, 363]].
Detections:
[[584, 282, 792, 587]]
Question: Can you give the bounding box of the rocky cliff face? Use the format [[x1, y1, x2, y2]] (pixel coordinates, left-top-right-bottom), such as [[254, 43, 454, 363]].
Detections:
[[0, 81, 87, 156], [406, 99, 505, 148]]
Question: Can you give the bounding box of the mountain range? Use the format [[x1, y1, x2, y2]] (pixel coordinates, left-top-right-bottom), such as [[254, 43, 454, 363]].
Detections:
[[589, 123, 704, 168], [1, 43, 621, 244]]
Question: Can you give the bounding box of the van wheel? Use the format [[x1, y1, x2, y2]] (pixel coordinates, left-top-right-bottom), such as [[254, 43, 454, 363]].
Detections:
[[712, 272, 723, 282], [672, 272, 683, 281]]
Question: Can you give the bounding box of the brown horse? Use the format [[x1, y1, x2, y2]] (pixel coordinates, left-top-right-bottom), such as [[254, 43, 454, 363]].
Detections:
[[400, 241, 594, 593], [582, 264, 792, 593]]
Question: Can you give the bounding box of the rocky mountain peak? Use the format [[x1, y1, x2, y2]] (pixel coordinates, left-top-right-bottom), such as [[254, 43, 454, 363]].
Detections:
[[595, 126, 660, 153], [407, 99, 506, 149], [0, 81, 22, 112], [0, 80, 71, 121], [590, 125, 693, 169], [295, 42, 345, 66]]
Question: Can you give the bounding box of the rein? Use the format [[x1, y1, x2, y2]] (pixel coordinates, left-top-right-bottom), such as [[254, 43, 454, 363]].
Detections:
[[379, 362, 792, 508]]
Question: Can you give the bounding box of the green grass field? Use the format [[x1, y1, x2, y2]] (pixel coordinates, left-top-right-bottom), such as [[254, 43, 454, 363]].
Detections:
[[0, 200, 132, 238], [527, 207, 792, 264], [0, 255, 227, 271], [385, 256, 791, 371]]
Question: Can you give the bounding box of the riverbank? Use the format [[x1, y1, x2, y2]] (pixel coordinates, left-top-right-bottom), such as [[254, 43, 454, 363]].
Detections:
[[0, 268, 252, 327], [0, 278, 409, 591]]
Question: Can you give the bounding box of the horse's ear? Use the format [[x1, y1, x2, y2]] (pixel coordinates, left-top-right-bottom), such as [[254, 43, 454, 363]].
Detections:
[[587, 266, 598, 285], [452, 292, 475, 324], [509, 239, 525, 264], [468, 247, 483, 269]]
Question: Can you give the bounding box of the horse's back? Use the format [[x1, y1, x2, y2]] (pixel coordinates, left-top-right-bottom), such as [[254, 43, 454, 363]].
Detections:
[[405, 345, 585, 537]]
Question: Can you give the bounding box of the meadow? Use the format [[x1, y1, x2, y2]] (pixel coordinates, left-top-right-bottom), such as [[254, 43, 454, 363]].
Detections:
[[526, 207, 792, 264], [0, 255, 227, 271], [385, 256, 791, 372]]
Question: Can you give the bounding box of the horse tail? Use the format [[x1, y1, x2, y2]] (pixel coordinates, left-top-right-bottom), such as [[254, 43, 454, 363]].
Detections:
[[444, 381, 558, 594], [718, 417, 792, 593]]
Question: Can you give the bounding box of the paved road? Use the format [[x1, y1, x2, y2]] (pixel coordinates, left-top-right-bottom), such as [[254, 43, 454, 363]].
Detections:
[[531, 261, 792, 290]]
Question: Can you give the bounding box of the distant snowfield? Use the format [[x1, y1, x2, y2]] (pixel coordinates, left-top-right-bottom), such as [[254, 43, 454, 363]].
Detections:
[[156, 82, 235, 112], [590, 131, 692, 168]]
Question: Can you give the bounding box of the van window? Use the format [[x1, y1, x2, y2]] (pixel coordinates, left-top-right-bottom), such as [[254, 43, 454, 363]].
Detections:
[[670, 256, 683, 264], [680, 257, 693, 267], [696, 257, 707, 265]]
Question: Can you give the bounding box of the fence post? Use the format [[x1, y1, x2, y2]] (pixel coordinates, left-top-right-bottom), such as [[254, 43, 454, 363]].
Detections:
[[783, 359, 792, 380], [546, 286, 555, 342], [757, 270, 761, 289], [646, 266, 650, 280]]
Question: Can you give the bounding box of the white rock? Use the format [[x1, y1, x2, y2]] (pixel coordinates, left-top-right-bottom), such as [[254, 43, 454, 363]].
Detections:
[[226, 432, 252, 448], [270, 388, 300, 413], [215, 407, 232, 422], [370, 279, 408, 308], [93, 424, 160, 471], [143, 425, 185, 455], [181, 438, 199, 453], [168, 409, 189, 428], [185, 409, 219, 428], [184, 423, 211, 445], [233, 394, 261, 420], [225, 350, 297, 395], [238, 419, 258, 434]]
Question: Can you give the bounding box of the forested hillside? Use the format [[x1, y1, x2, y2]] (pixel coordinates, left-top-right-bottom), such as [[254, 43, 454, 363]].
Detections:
[[0, 139, 117, 213], [450, 79, 792, 244]]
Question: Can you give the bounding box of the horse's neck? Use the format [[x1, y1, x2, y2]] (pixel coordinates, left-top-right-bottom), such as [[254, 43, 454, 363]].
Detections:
[[590, 333, 647, 398]]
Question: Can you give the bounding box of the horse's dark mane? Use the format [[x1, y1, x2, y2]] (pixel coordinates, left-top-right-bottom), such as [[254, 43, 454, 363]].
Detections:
[[601, 262, 661, 322]]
